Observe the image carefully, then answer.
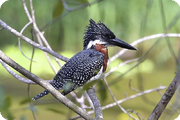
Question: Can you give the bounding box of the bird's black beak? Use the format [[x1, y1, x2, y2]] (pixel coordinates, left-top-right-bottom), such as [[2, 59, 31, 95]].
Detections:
[[109, 38, 137, 50]]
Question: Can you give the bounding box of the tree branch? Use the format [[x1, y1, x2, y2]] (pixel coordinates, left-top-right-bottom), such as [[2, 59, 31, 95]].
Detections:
[[0, 50, 94, 120], [72, 86, 166, 119], [29, 0, 62, 70], [87, 88, 103, 120], [99, 86, 166, 112], [109, 33, 180, 64], [0, 19, 69, 62], [148, 71, 180, 120], [0, 59, 53, 84], [103, 77, 137, 120]]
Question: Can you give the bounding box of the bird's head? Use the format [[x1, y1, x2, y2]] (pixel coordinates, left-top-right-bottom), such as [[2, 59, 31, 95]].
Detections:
[[83, 19, 137, 50]]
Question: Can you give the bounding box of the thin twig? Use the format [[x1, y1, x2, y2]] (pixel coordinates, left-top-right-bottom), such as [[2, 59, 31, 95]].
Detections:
[[70, 92, 87, 109], [0, 19, 69, 62], [61, 0, 90, 12], [103, 77, 137, 120], [129, 78, 141, 93], [41, 0, 102, 30], [28, 30, 38, 120], [28, 85, 38, 120], [105, 58, 139, 77], [73, 86, 166, 120], [89, 86, 167, 114], [29, 0, 62, 69], [0, 59, 52, 84], [109, 33, 180, 64], [18, 21, 34, 61], [127, 109, 145, 120], [22, 0, 32, 21], [159, 0, 178, 65]]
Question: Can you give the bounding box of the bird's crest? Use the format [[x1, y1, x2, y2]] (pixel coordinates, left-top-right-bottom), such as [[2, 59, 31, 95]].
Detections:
[[83, 19, 115, 49]]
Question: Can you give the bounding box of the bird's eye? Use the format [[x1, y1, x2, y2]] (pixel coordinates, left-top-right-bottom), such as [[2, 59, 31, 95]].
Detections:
[[107, 35, 112, 39], [106, 34, 114, 39]]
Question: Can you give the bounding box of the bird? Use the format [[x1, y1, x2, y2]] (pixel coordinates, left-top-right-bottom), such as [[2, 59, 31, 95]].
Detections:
[[32, 19, 137, 101]]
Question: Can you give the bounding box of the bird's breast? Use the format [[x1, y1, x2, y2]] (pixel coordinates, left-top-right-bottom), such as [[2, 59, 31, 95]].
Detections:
[[95, 44, 109, 72]]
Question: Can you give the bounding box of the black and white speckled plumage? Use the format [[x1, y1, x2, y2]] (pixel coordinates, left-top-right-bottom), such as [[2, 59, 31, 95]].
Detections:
[[32, 49, 104, 100], [32, 19, 136, 101]]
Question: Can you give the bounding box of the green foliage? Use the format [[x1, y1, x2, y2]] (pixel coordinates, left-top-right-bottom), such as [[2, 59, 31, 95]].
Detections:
[[0, 45, 74, 76], [19, 98, 31, 105], [0, 88, 5, 109], [82, 80, 98, 90], [97, 80, 107, 102], [77, 0, 89, 4], [82, 79, 108, 102], [117, 113, 138, 120], [0, 0, 180, 119], [0, 87, 14, 120], [4, 97, 11, 109], [47, 108, 65, 114], [52, 0, 64, 19]]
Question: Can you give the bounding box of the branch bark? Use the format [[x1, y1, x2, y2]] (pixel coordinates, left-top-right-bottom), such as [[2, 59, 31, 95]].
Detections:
[[0, 50, 94, 120], [87, 88, 103, 120], [148, 71, 180, 120], [0, 19, 69, 62]]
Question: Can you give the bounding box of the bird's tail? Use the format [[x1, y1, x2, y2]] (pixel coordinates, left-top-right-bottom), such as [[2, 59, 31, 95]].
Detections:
[[32, 90, 49, 101]]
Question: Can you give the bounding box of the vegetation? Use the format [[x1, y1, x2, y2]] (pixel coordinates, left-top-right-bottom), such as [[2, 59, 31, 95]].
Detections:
[[0, 0, 180, 120]]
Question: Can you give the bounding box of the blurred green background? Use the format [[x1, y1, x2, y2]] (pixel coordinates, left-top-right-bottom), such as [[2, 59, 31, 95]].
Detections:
[[0, 0, 180, 120]]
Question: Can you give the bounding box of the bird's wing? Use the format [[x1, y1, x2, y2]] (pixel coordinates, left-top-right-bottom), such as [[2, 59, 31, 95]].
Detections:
[[52, 49, 104, 95]]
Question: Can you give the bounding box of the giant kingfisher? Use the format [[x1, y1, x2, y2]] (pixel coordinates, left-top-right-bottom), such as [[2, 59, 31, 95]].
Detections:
[[32, 19, 137, 101]]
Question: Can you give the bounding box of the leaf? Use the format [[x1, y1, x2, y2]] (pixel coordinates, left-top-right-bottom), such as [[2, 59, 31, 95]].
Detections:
[[82, 80, 99, 90], [19, 98, 31, 105], [6, 112, 14, 120], [47, 108, 65, 114], [5, 96, 11, 109], [97, 80, 107, 102], [0, 87, 5, 108], [77, 0, 89, 4], [52, 0, 64, 19]]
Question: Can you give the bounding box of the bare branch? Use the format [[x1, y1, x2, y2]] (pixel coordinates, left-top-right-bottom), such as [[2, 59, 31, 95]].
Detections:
[[148, 71, 180, 120], [109, 33, 180, 64], [42, 0, 102, 30], [129, 78, 141, 93], [0, 50, 94, 120], [88, 86, 166, 114], [70, 92, 88, 109], [103, 77, 137, 120], [18, 21, 34, 61], [0, 19, 69, 62], [105, 58, 139, 77], [0, 59, 36, 84], [127, 109, 145, 120], [0, 59, 53, 84], [157, 90, 180, 114], [29, 0, 62, 72], [87, 87, 103, 120], [61, 0, 90, 12], [22, 0, 32, 21]]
